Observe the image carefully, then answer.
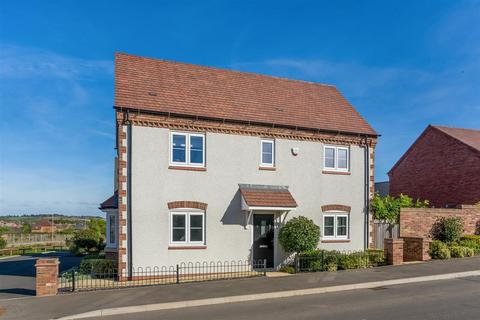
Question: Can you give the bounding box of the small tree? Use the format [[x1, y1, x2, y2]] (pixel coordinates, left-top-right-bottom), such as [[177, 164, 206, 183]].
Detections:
[[371, 193, 429, 223], [88, 218, 106, 238], [69, 229, 103, 255], [21, 223, 31, 234], [433, 217, 463, 243], [0, 227, 10, 234], [279, 216, 320, 253]]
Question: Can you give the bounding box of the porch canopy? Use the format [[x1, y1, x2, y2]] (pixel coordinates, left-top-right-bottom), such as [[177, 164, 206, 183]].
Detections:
[[239, 184, 297, 211]]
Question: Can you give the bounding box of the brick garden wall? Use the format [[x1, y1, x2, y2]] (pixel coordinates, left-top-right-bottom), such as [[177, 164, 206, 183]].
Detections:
[[400, 205, 480, 238]]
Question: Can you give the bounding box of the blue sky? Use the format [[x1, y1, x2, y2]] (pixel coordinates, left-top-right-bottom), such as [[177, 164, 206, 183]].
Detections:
[[1, 0, 479, 216]]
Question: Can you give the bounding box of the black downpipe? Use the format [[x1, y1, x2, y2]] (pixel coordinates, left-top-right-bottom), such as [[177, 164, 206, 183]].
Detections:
[[364, 136, 370, 250], [127, 122, 133, 278]]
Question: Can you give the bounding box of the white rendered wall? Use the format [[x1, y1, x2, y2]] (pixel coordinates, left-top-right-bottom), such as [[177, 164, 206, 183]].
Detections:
[[130, 126, 367, 268]]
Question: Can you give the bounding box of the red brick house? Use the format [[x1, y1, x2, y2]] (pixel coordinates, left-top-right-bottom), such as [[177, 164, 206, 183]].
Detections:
[[32, 219, 57, 233], [388, 125, 480, 208]]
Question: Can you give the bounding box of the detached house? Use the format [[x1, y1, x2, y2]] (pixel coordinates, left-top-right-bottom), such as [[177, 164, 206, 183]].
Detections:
[[100, 53, 377, 275], [389, 125, 480, 207]]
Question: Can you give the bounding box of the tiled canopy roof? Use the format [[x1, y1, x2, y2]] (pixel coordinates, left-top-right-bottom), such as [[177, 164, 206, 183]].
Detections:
[[99, 191, 118, 210], [239, 184, 297, 208], [115, 53, 377, 136], [433, 126, 480, 152]]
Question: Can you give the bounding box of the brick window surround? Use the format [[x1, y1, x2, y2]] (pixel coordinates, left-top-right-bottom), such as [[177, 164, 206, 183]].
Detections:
[[321, 204, 351, 213], [167, 201, 208, 211]]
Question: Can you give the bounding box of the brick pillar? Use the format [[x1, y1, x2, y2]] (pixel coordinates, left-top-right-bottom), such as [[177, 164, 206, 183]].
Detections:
[[384, 238, 404, 265], [35, 258, 59, 297], [421, 238, 432, 261]]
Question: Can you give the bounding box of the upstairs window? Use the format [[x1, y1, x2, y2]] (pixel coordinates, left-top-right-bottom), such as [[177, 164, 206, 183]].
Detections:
[[323, 146, 349, 172], [170, 132, 205, 167], [260, 139, 275, 167]]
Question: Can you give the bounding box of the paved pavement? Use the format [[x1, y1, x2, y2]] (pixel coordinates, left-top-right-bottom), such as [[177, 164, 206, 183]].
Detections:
[[0, 252, 81, 300], [0, 256, 479, 319], [88, 276, 480, 320]]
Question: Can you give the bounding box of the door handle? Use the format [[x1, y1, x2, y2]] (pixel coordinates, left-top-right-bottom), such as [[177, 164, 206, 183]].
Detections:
[[259, 245, 268, 248]]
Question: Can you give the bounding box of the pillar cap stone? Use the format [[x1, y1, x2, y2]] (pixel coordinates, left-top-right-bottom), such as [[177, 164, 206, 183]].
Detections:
[[384, 238, 404, 243], [35, 258, 59, 267]]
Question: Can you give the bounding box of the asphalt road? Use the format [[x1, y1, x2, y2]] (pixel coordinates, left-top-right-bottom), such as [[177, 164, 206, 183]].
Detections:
[[94, 276, 480, 320], [0, 252, 81, 299]]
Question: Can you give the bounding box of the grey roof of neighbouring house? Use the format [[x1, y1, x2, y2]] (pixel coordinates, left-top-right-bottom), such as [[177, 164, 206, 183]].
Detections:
[[99, 191, 118, 210], [374, 181, 390, 197]]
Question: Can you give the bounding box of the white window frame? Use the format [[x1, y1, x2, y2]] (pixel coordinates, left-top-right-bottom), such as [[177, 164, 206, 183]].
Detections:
[[169, 209, 205, 245], [169, 132, 206, 167], [322, 212, 349, 240], [323, 145, 349, 172], [260, 139, 275, 167], [105, 211, 117, 248]]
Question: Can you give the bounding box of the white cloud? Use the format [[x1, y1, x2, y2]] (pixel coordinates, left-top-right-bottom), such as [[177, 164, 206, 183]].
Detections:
[[0, 44, 113, 80]]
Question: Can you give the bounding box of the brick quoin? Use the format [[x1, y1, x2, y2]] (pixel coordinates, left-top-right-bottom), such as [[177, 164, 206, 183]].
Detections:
[[388, 126, 480, 208]]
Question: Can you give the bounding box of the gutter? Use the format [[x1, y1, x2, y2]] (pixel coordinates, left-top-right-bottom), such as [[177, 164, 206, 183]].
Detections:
[[126, 119, 133, 278], [113, 105, 380, 138], [364, 136, 370, 250]]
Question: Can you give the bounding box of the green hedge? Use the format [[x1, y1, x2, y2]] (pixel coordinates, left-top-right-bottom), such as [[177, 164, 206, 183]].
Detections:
[[297, 249, 385, 272], [79, 258, 117, 275]]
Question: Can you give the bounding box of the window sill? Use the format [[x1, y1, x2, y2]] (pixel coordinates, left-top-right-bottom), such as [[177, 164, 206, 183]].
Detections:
[[169, 166, 206, 172], [259, 166, 276, 171], [321, 239, 351, 243], [168, 246, 207, 250], [322, 170, 351, 175]]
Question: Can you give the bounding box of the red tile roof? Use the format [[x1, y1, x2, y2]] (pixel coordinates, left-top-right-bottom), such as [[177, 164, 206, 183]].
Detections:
[[433, 126, 480, 152], [33, 219, 54, 228], [239, 184, 297, 208], [115, 53, 377, 136]]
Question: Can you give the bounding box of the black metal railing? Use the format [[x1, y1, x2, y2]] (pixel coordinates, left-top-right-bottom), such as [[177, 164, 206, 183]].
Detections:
[[295, 249, 386, 273], [59, 259, 267, 293]]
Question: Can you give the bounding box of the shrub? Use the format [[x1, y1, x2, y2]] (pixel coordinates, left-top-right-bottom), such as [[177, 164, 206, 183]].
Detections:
[[450, 246, 475, 258], [279, 216, 320, 253], [338, 252, 369, 270], [0, 238, 7, 249], [278, 265, 296, 274], [461, 235, 480, 246], [449, 246, 465, 258], [463, 247, 475, 257], [79, 258, 116, 275], [297, 249, 385, 272], [429, 240, 451, 259], [432, 217, 463, 243], [367, 249, 386, 266], [324, 255, 338, 272], [458, 239, 480, 255]]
